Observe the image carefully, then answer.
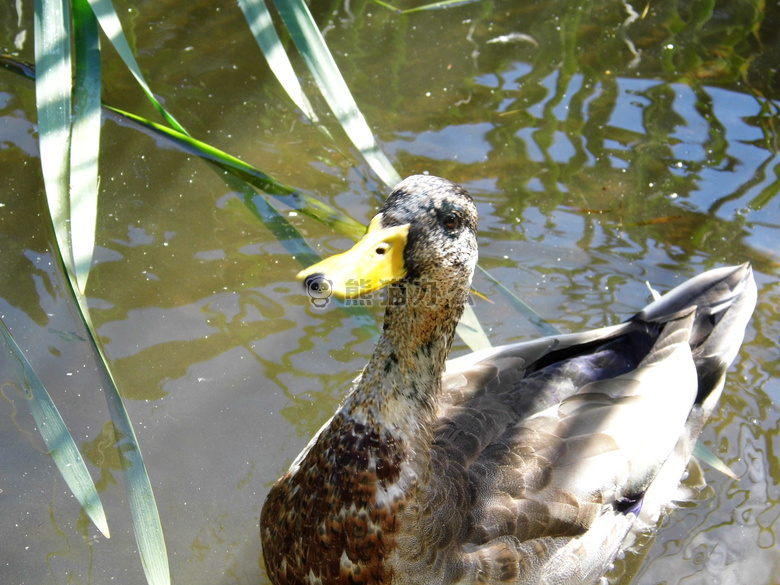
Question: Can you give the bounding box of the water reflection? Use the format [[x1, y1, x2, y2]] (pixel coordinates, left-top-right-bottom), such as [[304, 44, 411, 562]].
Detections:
[[0, 0, 778, 583]]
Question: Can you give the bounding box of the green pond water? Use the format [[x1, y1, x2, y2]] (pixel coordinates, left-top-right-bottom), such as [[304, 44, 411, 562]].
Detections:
[[1, 0, 779, 583]]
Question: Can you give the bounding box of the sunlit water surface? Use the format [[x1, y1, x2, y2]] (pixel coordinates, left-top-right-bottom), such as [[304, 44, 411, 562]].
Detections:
[[1, 1, 779, 584]]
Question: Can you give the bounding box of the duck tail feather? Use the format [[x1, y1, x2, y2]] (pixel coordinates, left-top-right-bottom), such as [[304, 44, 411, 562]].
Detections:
[[634, 263, 757, 409], [635, 264, 755, 331]]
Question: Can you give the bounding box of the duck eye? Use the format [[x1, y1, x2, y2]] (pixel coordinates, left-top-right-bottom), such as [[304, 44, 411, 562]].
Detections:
[[442, 213, 460, 231]]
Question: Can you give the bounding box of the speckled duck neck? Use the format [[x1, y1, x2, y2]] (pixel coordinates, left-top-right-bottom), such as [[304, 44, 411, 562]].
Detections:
[[338, 176, 479, 445], [344, 278, 470, 436]]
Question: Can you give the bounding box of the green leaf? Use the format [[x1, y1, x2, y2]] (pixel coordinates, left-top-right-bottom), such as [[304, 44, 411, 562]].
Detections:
[[105, 105, 366, 240], [34, 0, 74, 272], [237, 0, 319, 122], [92, 332, 171, 585], [0, 319, 109, 539], [372, 0, 485, 14], [456, 304, 492, 351], [477, 265, 561, 336], [71, 0, 102, 293], [86, 0, 187, 134], [0, 54, 37, 80], [75, 301, 172, 585], [271, 0, 401, 188], [34, 1, 172, 581], [693, 441, 738, 480]]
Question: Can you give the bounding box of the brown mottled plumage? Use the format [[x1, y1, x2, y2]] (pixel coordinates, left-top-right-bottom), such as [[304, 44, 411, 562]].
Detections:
[[260, 175, 756, 585]]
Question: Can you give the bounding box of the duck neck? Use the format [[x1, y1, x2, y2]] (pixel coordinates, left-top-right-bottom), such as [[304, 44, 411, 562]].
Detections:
[[343, 281, 467, 443]]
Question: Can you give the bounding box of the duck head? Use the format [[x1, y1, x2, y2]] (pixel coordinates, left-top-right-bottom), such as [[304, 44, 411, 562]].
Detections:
[[297, 175, 479, 312]]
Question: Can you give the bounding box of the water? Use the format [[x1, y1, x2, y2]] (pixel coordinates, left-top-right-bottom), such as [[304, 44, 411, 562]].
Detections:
[[0, 0, 778, 583]]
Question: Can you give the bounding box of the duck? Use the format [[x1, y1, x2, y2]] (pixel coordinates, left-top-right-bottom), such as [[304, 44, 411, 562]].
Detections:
[[260, 175, 757, 585]]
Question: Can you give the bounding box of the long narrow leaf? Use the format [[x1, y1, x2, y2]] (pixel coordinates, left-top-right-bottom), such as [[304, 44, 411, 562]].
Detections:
[[35, 1, 171, 581], [693, 441, 738, 480], [0, 320, 109, 538], [83, 312, 170, 585], [372, 0, 484, 13], [477, 265, 561, 336], [86, 0, 186, 134], [272, 0, 401, 188], [237, 0, 319, 122], [63, 271, 171, 584], [0, 53, 37, 79], [71, 0, 102, 293], [34, 0, 73, 270], [104, 105, 367, 240], [456, 304, 492, 350]]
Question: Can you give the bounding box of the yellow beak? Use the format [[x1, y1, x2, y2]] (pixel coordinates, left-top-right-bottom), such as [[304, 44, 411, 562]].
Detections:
[[297, 215, 411, 300]]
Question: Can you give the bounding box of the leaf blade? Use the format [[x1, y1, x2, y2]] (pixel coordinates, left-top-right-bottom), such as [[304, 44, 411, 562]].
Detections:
[[86, 0, 187, 134], [105, 105, 367, 240], [78, 302, 172, 585], [272, 0, 401, 188], [71, 0, 102, 293], [35, 1, 172, 580], [237, 0, 319, 122], [456, 304, 492, 351], [0, 319, 110, 538], [34, 0, 74, 273]]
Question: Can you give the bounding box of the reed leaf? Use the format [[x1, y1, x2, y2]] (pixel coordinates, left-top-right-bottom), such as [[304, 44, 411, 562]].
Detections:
[[271, 0, 401, 189], [85, 0, 186, 134], [34, 0, 171, 582], [372, 0, 484, 14], [237, 0, 319, 122], [71, 0, 101, 293], [34, 0, 73, 270], [477, 265, 561, 336], [0, 320, 110, 538], [104, 105, 367, 241], [693, 441, 738, 480], [79, 306, 171, 585], [456, 304, 492, 350]]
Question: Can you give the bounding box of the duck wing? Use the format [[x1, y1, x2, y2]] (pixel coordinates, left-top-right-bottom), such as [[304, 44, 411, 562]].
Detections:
[[404, 264, 756, 584]]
